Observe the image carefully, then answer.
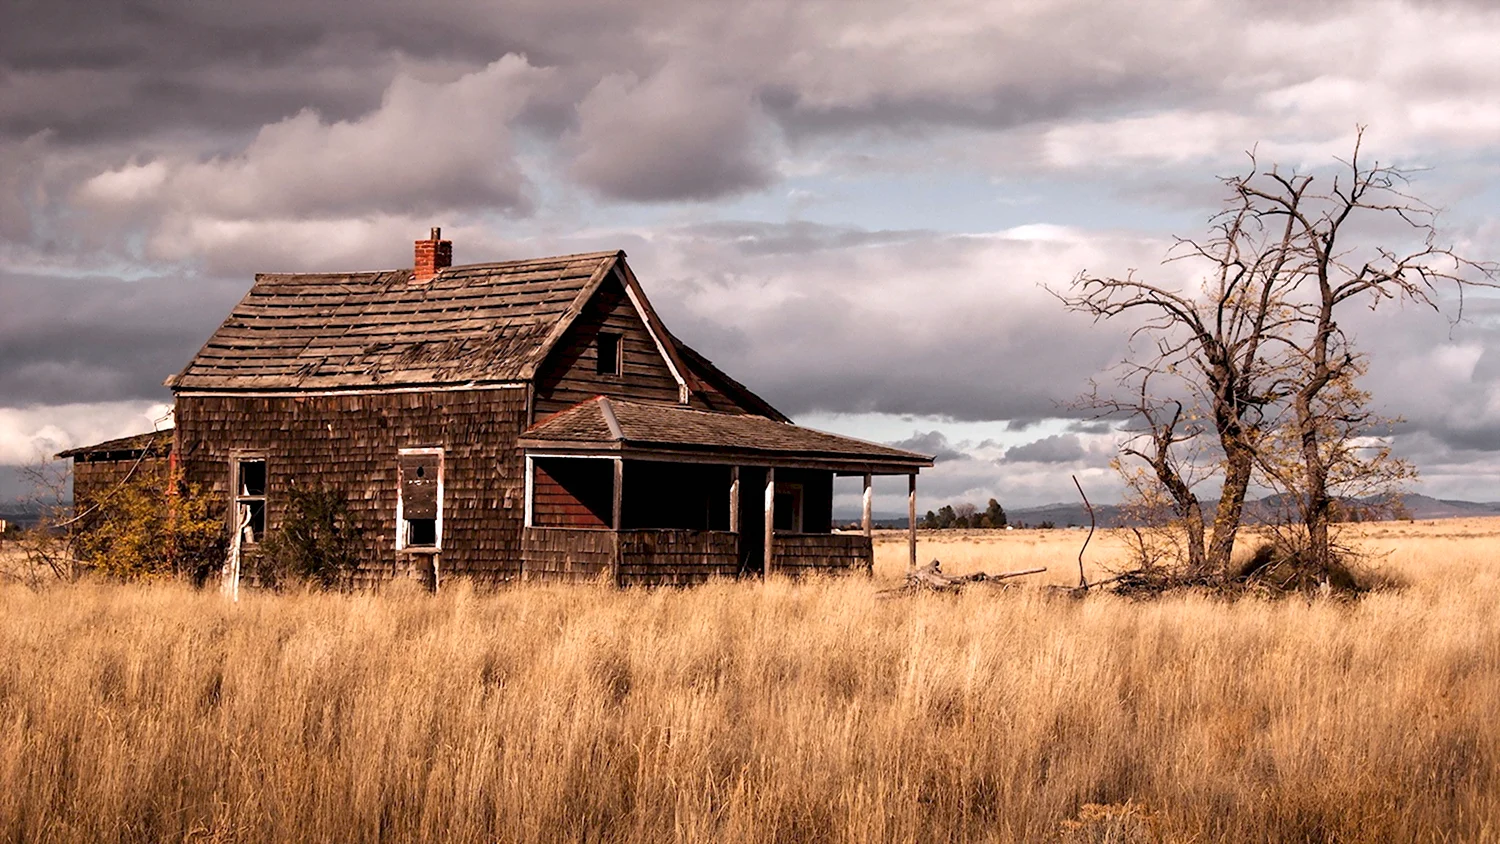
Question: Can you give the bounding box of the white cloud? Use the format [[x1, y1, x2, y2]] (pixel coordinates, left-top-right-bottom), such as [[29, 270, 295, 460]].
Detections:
[[0, 402, 171, 465]]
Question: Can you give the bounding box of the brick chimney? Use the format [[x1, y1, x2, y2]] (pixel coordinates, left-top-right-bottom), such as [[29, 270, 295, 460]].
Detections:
[[413, 227, 452, 282]]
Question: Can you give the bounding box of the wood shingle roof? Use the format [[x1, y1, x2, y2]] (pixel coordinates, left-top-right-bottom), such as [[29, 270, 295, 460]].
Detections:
[[168, 251, 622, 391], [520, 396, 933, 471]]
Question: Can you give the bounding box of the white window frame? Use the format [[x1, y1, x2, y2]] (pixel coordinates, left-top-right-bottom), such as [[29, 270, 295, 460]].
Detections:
[[396, 447, 445, 552], [231, 453, 267, 545]]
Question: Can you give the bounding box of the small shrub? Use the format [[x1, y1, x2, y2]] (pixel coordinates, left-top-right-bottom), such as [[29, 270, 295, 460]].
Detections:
[[258, 485, 358, 589]]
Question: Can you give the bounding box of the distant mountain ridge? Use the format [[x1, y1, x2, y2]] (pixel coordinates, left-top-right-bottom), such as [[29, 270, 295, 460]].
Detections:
[[855, 493, 1500, 529]]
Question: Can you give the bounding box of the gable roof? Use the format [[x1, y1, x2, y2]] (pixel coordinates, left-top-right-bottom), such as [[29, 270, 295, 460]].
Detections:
[[519, 396, 932, 472], [168, 251, 630, 391]]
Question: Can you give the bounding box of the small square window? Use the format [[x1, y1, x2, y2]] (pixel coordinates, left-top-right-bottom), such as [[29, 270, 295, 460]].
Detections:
[[596, 332, 621, 376]]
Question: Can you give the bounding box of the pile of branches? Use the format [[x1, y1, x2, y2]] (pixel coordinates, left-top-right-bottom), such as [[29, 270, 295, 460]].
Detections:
[[879, 559, 1045, 597]]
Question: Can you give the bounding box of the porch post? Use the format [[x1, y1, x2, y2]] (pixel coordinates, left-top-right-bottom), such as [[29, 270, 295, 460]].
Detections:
[[764, 468, 775, 577], [907, 473, 918, 572], [862, 473, 873, 537], [612, 458, 623, 530], [612, 458, 623, 587], [729, 466, 740, 533]]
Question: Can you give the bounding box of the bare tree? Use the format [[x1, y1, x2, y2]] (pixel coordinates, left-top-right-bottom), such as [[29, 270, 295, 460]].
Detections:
[[1062, 164, 1299, 578], [1237, 132, 1491, 572], [1063, 130, 1494, 582]]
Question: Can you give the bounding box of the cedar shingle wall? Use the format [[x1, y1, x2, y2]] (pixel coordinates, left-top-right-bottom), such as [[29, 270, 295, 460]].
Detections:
[[72, 457, 172, 539], [772, 534, 871, 575], [617, 530, 740, 585], [521, 527, 616, 582], [175, 389, 528, 583]]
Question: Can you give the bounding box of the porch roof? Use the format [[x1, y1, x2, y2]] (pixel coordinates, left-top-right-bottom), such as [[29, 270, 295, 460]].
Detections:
[[519, 397, 933, 473]]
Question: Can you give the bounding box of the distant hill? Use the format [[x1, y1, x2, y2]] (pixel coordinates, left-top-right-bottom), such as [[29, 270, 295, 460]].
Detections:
[[849, 493, 1500, 530]]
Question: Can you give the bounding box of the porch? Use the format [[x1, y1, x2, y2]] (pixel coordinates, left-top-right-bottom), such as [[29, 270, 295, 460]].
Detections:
[[517, 397, 933, 585]]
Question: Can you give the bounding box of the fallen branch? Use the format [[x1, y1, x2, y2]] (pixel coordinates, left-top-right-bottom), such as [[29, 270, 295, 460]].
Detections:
[[879, 559, 1046, 596]]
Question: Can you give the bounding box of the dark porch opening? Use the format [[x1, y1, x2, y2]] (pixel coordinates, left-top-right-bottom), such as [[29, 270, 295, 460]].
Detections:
[[621, 461, 731, 530]]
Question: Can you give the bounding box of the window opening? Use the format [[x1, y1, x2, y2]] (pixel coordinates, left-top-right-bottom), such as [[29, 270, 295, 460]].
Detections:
[[399, 449, 443, 550], [774, 482, 803, 533], [596, 332, 621, 376], [234, 458, 267, 544]]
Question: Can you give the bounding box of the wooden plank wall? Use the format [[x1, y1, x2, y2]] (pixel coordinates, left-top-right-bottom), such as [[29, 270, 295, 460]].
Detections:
[[530, 274, 743, 418], [618, 529, 739, 585], [522, 527, 617, 582], [771, 533, 872, 576], [175, 389, 528, 584], [532, 276, 684, 418]]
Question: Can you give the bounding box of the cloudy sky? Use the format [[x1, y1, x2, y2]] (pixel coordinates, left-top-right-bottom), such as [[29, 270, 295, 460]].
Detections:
[[5, 0, 1500, 513]]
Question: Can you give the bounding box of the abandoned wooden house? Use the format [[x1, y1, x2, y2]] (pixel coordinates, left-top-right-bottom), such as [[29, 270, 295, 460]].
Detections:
[[60, 229, 932, 586]]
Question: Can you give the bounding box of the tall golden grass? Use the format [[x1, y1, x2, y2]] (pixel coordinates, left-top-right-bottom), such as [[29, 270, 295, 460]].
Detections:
[[3, 521, 1499, 842]]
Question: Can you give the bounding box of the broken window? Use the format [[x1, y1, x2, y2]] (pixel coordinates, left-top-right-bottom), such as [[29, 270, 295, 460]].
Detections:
[[774, 483, 804, 533], [398, 448, 443, 550], [234, 457, 267, 544], [596, 332, 621, 376]]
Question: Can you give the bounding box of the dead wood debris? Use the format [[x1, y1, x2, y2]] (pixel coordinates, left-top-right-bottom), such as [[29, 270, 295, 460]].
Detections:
[[879, 559, 1046, 597]]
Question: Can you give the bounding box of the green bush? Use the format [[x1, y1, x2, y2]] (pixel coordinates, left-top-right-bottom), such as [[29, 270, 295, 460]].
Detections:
[[258, 485, 358, 590]]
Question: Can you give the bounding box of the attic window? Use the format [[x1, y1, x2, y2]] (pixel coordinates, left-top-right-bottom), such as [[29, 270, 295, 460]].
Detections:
[[596, 332, 621, 376], [398, 448, 443, 552]]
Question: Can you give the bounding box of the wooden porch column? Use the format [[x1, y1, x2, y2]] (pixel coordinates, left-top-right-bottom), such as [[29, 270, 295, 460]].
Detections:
[[764, 468, 775, 577], [729, 466, 740, 533], [611, 458, 624, 587], [612, 459, 624, 530], [862, 473, 873, 537], [907, 473, 918, 572]]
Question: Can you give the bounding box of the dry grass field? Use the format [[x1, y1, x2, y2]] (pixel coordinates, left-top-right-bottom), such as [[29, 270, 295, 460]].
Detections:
[[3, 520, 1500, 842]]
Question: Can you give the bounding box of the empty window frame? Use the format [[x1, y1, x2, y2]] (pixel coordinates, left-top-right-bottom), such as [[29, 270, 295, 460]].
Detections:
[[233, 457, 267, 544], [596, 332, 622, 376], [398, 448, 444, 551], [773, 482, 803, 533]]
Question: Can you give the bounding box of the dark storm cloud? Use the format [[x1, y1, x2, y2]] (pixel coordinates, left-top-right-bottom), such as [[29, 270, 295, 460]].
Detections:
[[1003, 434, 1086, 464], [0, 271, 245, 406], [887, 431, 964, 463], [570, 66, 777, 202]]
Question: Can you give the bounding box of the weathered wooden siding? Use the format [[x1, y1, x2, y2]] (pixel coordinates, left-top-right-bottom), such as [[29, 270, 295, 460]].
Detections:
[[618, 530, 740, 585], [772, 533, 871, 575], [72, 455, 173, 540], [175, 388, 528, 583], [522, 527, 616, 582], [533, 276, 685, 418], [521, 527, 741, 586]]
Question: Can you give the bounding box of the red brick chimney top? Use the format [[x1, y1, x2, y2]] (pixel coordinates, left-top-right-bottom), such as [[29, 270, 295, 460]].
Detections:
[[413, 227, 452, 282]]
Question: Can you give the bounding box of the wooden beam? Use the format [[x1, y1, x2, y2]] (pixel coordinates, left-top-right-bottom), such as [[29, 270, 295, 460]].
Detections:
[[907, 473, 917, 573], [862, 473, 873, 537], [764, 468, 775, 577], [729, 466, 740, 533]]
